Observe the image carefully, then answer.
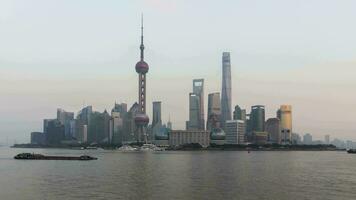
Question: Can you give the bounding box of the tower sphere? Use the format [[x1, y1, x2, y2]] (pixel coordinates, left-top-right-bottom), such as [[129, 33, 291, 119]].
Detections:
[[134, 113, 149, 126], [210, 128, 226, 140], [135, 60, 149, 74]]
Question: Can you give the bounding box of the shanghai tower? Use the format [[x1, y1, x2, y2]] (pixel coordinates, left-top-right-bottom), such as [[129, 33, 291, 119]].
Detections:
[[221, 52, 232, 127]]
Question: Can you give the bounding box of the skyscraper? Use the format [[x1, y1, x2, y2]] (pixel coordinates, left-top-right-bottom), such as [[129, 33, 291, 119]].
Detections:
[[134, 16, 150, 143], [325, 135, 330, 144], [167, 116, 172, 130], [152, 101, 162, 130], [207, 92, 221, 130], [87, 110, 110, 144], [46, 119, 65, 145], [188, 93, 200, 130], [278, 105, 292, 144], [187, 79, 205, 130], [152, 101, 162, 140], [110, 103, 126, 144], [265, 118, 280, 144], [233, 105, 246, 121], [77, 106, 92, 125], [221, 52, 232, 127], [193, 79, 205, 130], [250, 105, 265, 132], [57, 108, 74, 139]]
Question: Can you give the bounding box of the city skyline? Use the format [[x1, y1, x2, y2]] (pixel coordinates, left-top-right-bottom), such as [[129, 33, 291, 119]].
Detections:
[[1, 0, 356, 143]]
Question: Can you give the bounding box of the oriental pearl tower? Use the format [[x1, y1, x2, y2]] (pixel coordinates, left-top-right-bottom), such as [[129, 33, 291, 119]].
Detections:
[[134, 16, 149, 144]]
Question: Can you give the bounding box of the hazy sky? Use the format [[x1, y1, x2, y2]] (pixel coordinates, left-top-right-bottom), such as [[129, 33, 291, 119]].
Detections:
[[1, 0, 356, 143]]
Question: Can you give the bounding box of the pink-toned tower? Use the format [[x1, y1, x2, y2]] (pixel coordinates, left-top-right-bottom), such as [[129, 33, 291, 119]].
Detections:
[[134, 16, 149, 143]]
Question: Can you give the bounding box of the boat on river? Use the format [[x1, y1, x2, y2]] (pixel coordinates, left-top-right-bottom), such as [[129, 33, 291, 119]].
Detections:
[[14, 153, 97, 160], [140, 144, 164, 151], [118, 145, 139, 152], [347, 149, 356, 154]]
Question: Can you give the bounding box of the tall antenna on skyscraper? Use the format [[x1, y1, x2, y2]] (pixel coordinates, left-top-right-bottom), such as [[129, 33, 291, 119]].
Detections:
[[140, 13, 144, 61]]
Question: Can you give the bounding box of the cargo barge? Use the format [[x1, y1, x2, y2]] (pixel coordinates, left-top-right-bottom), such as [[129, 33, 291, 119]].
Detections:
[[14, 153, 97, 160]]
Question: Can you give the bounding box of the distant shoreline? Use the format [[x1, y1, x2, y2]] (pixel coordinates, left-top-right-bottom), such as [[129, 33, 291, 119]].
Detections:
[[10, 143, 343, 152]]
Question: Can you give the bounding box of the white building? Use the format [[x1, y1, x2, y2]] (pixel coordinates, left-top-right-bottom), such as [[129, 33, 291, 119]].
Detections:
[[169, 130, 210, 147], [225, 120, 245, 144]]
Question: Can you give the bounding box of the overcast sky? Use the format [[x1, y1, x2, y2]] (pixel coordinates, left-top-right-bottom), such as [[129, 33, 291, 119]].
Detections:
[[1, 0, 356, 144]]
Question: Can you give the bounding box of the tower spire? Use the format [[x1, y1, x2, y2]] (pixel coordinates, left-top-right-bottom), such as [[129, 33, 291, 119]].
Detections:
[[140, 13, 144, 61]]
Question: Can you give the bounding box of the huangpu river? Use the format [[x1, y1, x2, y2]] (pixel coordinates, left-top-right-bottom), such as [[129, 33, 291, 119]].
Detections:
[[1, 147, 355, 200]]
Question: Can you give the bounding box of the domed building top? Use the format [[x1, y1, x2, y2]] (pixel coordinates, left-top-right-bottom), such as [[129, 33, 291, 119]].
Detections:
[[134, 113, 149, 126], [210, 128, 226, 140], [135, 60, 149, 74]]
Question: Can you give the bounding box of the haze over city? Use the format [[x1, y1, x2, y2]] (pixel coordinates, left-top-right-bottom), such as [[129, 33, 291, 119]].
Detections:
[[1, 0, 356, 143]]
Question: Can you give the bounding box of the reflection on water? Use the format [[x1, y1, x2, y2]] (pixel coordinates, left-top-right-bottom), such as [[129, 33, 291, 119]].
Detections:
[[1, 147, 355, 200]]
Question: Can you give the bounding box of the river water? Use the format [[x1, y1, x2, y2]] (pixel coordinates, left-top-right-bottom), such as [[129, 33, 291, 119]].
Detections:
[[0, 147, 355, 200]]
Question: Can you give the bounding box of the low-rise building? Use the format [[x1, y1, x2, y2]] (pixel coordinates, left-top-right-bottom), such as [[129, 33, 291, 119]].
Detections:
[[253, 131, 268, 145], [169, 130, 210, 147]]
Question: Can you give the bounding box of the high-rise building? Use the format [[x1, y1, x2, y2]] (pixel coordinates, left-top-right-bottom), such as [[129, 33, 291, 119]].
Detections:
[[77, 106, 93, 126], [250, 105, 265, 132], [278, 105, 292, 144], [74, 120, 87, 143], [88, 111, 110, 144], [122, 103, 140, 143], [167, 117, 172, 130], [46, 119, 65, 145], [221, 52, 232, 127], [207, 92, 221, 130], [31, 132, 45, 145], [43, 119, 55, 134], [134, 16, 150, 143], [188, 93, 200, 130], [233, 105, 246, 121], [265, 118, 280, 144], [152, 101, 163, 141], [325, 135, 330, 144], [303, 133, 313, 145], [192, 79, 205, 130], [57, 109, 74, 139], [112, 103, 127, 114], [225, 120, 245, 144], [152, 101, 162, 130], [110, 103, 127, 144], [110, 111, 123, 144]]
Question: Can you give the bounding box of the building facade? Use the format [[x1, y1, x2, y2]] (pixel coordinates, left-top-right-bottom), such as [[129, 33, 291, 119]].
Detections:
[[278, 105, 292, 144], [152, 101, 162, 136], [233, 105, 246, 121], [303, 133, 313, 145], [207, 92, 221, 130], [46, 119, 65, 145], [169, 130, 210, 147], [225, 120, 245, 144], [250, 105, 265, 133], [265, 118, 280, 144], [188, 93, 200, 130], [31, 132, 45, 145]]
